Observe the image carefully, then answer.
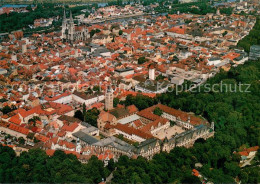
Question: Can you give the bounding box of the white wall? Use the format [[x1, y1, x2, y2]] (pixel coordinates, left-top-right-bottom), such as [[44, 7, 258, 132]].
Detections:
[[72, 94, 104, 106], [0, 126, 27, 139], [114, 129, 145, 142], [54, 95, 72, 104]]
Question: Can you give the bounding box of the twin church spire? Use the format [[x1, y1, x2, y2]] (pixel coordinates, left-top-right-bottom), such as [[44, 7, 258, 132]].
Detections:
[[61, 9, 89, 42], [63, 9, 73, 23]]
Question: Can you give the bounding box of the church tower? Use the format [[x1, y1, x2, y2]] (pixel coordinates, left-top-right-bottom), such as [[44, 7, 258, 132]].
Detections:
[[68, 11, 75, 41], [149, 64, 155, 80], [61, 10, 75, 42], [105, 86, 113, 111], [216, 8, 221, 16], [61, 9, 67, 40]]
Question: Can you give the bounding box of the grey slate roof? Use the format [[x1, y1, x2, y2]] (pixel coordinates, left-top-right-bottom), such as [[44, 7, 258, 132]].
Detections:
[[73, 130, 99, 145], [134, 138, 161, 154], [93, 136, 135, 153], [80, 123, 99, 134]]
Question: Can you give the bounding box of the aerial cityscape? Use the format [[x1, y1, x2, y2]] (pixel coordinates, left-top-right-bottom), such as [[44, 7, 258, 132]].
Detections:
[[0, 0, 259, 183]]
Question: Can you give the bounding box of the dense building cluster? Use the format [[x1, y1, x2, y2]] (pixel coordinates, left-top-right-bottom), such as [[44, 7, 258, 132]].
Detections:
[[0, 1, 257, 165]]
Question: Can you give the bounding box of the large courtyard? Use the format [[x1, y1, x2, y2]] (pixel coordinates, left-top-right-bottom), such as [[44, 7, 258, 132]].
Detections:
[[154, 125, 186, 140]]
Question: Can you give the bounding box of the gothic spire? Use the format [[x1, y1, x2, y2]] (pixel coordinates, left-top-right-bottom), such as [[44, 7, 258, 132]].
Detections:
[[69, 10, 73, 23], [63, 9, 66, 20]]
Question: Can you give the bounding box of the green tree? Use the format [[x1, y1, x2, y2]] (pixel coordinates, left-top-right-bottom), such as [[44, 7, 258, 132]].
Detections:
[[74, 110, 84, 121], [138, 57, 147, 64], [153, 107, 163, 116], [2, 106, 12, 114], [222, 31, 228, 37], [93, 86, 100, 92], [83, 103, 86, 120], [181, 175, 201, 184], [224, 162, 240, 177], [156, 74, 164, 81], [18, 137, 25, 145], [107, 159, 115, 172], [113, 98, 120, 107], [85, 108, 100, 127]]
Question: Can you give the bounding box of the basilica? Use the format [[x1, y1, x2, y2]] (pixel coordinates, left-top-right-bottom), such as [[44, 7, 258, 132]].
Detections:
[[61, 10, 89, 42]]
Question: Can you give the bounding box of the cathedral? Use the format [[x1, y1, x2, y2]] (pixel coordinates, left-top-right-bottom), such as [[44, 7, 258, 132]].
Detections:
[[61, 10, 89, 42]]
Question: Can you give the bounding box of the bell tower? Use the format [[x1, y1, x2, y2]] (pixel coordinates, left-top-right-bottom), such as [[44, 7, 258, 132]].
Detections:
[[61, 9, 67, 40], [105, 86, 113, 111], [68, 11, 75, 41], [149, 64, 155, 80]]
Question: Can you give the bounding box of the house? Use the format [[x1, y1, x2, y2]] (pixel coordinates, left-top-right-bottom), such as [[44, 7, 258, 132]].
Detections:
[[61, 122, 83, 138], [115, 67, 134, 77], [114, 123, 154, 142], [0, 121, 30, 139], [51, 139, 76, 152], [72, 91, 104, 106], [0, 69, 7, 75], [238, 146, 259, 163], [72, 129, 99, 145], [135, 80, 170, 94], [16, 102, 74, 124], [81, 122, 100, 136], [109, 105, 138, 120], [134, 138, 161, 160], [171, 76, 184, 85], [97, 111, 117, 131], [44, 92, 72, 104], [97, 150, 114, 166], [207, 57, 222, 66], [140, 117, 170, 136], [57, 115, 81, 128]]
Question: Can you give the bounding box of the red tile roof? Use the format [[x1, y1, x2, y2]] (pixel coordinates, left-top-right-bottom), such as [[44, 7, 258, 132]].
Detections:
[[99, 111, 116, 122], [8, 114, 22, 125], [192, 169, 200, 177], [132, 119, 143, 128], [157, 104, 207, 126], [97, 153, 114, 160], [238, 146, 259, 156], [140, 117, 168, 133], [118, 91, 156, 99], [137, 108, 160, 121], [58, 140, 76, 149], [46, 149, 55, 156], [114, 123, 153, 139], [8, 123, 30, 135], [127, 105, 138, 114], [64, 150, 80, 158], [61, 122, 79, 132], [44, 91, 71, 101], [18, 102, 73, 118], [35, 134, 49, 142]]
